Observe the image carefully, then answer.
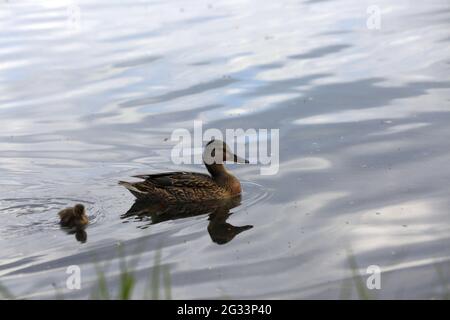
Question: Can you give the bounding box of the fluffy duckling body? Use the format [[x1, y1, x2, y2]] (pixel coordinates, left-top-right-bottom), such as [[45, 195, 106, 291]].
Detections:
[[58, 204, 89, 229]]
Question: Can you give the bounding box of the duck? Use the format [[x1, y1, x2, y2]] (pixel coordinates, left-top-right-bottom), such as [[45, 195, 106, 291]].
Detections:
[[119, 139, 249, 202], [58, 203, 89, 229]]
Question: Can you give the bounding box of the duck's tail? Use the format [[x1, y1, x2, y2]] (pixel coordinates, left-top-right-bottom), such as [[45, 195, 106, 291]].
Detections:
[[118, 181, 145, 199]]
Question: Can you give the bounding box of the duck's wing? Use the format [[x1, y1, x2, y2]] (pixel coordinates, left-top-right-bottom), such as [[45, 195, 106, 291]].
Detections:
[[132, 172, 215, 188], [120, 172, 224, 201]]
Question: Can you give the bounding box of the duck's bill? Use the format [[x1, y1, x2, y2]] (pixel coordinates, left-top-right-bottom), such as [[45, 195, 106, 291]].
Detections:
[[233, 154, 250, 164]]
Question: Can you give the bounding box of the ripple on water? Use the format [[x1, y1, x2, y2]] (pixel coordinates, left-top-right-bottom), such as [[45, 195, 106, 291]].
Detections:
[[0, 183, 269, 241], [0, 197, 104, 240], [240, 181, 272, 210]]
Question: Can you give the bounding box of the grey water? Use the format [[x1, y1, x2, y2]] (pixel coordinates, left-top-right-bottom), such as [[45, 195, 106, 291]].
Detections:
[[1, 0, 450, 299]]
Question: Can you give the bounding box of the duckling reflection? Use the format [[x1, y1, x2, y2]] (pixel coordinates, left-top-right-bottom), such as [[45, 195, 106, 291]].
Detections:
[[121, 195, 253, 245], [58, 203, 89, 243], [63, 227, 88, 243]]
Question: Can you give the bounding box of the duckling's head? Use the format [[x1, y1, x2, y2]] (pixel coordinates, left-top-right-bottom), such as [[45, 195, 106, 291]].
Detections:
[[73, 204, 85, 217], [203, 139, 249, 165]]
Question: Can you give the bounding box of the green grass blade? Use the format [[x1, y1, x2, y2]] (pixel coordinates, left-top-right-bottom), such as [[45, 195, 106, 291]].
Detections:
[[434, 263, 450, 300], [91, 263, 110, 300], [163, 265, 172, 300], [0, 282, 14, 300], [151, 249, 161, 300], [119, 271, 135, 300], [347, 251, 372, 300]]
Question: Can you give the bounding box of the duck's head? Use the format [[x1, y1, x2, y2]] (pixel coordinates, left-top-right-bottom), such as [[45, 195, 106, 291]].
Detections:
[[73, 204, 85, 217], [203, 139, 249, 166], [203, 139, 249, 178]]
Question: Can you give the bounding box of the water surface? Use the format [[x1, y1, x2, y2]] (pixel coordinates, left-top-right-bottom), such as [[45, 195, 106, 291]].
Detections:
[[1, 0, 450, 299]]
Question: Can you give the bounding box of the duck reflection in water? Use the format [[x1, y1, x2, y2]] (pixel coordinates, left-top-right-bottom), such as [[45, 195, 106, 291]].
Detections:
[[121, 195, 253, 245]]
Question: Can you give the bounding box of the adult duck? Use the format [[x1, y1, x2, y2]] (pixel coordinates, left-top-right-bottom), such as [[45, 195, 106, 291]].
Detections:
[[119, 139, 249, 202]]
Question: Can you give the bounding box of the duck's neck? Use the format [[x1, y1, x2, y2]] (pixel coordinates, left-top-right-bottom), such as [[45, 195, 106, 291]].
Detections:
[[205, 162, 228, 178], [204, 162, 242, 194]]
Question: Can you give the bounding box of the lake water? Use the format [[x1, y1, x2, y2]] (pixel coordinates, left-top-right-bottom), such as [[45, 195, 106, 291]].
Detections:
[[1, 0, 450, 299]]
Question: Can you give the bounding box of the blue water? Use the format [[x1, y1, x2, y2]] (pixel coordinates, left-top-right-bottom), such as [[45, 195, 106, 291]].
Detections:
[[1, 0, 450, 299]]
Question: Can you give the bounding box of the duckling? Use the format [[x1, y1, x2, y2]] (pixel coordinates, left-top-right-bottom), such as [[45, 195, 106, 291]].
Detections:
[[119, 139, 249, 202], [58, 204, 89, 229]]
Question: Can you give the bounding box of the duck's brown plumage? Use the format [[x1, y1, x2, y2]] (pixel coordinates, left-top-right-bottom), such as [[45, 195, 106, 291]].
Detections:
[[58, 204, 89, 229], [119, 172, 240, 202], [119, 140, 248, 203]]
